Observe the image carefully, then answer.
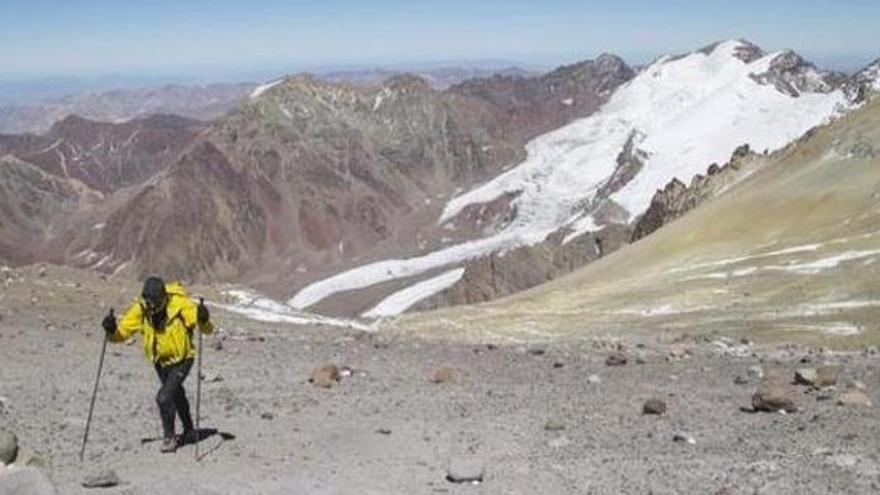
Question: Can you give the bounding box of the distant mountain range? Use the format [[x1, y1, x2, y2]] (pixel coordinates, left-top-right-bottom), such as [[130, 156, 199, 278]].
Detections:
[[0, 65, 537, 134], [0, 40, 877, 319]]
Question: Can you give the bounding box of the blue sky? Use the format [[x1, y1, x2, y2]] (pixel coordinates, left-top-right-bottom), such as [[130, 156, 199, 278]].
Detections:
[[1, 0, 878, 79]]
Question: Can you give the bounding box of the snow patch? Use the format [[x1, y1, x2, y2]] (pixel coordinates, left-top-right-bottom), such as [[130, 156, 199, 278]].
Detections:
[[363, 268, 465, 318], [220, 289, 370, 330], [251, 79, 284, 99]]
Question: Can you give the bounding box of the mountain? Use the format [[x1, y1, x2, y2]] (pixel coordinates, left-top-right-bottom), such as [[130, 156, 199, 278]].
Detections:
[[0, 114, 207, 194], [4, 40, 878, 320], [0, 114, 208, 266], [84, 55, 635, 294], [396, 95, 880, 345], [290, 40, 872, 317], [0, 83, 254, 134]]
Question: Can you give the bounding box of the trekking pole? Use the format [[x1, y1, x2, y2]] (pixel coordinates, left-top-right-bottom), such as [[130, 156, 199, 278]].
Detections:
[[80, 308, 112, 462], [195, 298, 204, 461]]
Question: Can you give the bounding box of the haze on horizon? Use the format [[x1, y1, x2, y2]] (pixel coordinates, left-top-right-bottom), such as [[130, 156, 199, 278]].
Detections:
[[1, 0, 879, 81]]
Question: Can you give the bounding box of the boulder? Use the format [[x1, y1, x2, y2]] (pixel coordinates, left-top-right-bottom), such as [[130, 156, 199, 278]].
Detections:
[[642, 399, 667, 415], [431, 367, 461, 384], [309, 364, 340, 388], [0, 467, 58, 495], [0, 429, 17, 465], [752, 379, 798, 413]]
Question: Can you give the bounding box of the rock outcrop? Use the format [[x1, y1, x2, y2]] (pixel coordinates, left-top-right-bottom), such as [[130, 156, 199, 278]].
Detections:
[[631, 145, 757, 242]]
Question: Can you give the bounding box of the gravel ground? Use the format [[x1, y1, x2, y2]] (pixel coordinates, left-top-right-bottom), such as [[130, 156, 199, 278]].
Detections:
[[1, 266, 879, 494]]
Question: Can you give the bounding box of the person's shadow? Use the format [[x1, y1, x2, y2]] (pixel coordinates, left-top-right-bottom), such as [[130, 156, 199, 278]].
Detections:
[[142, 428, 236, 460]]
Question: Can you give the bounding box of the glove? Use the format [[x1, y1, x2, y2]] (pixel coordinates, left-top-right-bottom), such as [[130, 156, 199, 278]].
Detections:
[[197, 298, 210, 324], [102, 309, 116, 335]]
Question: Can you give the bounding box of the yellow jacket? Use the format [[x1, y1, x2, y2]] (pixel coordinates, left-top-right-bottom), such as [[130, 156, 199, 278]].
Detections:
[[109, 281, 214, 367]]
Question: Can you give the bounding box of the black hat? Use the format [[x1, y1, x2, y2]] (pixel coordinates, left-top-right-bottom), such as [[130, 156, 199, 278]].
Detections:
[[141, 276, 167, 307]]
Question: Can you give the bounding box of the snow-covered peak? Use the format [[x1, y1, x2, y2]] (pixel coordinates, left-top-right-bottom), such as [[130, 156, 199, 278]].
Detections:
[[289, 41, 852, 312], [854, 59, 880, 90]]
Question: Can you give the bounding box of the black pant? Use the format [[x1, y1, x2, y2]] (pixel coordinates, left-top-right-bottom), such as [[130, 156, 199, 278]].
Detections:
[[154, 358, 195, 439]]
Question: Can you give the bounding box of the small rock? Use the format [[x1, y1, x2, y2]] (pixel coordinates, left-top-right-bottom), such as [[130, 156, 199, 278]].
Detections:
[[747, 365, 764, 379], [376, 428, 392, 435], [0, 428, 18, 465], [642, 399, 667, 415], [212, 339, 224, 351], [795, 366, 839, 389], [838, 391, 872, 408], [544, 418, 566, 431], [606, 353, 627, 366], [752, 379, 797, 413], [527, 348, 546, 356], [82, 469, 121, 488], [667, 345, 691, 361], [446, 459, 485, 484], [816, 392, 835, 402], [0, 467, 58, 494], [37, 265, 47, 277], [794, 368, 819, 386], [26, 455, 47, 468], [260, 412, 274, 420], [672, 433, 696, 445], [431, 367, 461, 384], [733, 375, 749, 385], [587, 374, 602, 385], [846, 379, 867, 391], [552, 362, 564, 369], [309, 364, 341, 388]]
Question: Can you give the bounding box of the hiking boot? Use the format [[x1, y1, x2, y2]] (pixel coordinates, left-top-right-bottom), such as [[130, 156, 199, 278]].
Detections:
[[160, 437, 178, 453]]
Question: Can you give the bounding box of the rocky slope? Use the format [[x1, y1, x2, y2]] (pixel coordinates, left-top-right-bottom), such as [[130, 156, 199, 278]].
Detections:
[[630, 144, 759, 241], [397, 94, 880, 347], [0, 114, 208, 268], [0, 114, 207, 193]]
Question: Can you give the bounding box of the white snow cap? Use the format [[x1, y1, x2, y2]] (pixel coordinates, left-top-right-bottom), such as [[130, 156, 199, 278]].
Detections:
[[290, 40, 851, 310]]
